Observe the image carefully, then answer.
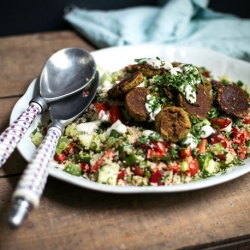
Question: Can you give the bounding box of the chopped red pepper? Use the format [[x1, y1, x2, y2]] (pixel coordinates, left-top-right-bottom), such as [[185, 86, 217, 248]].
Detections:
[[80, 163, 91, 173], [117, 170, 125, 180], [197, 139, 207, 154], [93, 102, 106, 114], [109, 106, 122, 124], [132, 166, 144, 177], [54, 152, 67, 164], [150, 171, 164, 185], [178, 145, 192, 159]]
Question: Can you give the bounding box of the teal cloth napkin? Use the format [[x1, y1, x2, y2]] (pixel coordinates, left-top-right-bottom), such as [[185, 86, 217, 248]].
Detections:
[[64, 0, 250, 61]]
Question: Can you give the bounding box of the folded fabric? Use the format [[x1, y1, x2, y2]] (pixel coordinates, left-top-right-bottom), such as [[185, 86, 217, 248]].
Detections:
[[64, 0, 250, 61]]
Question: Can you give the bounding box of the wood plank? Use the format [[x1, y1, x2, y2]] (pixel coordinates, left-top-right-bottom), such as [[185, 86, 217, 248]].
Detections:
[[1, 173, 250, 249], [0, 96, 30, 177], [0, 31, 96, 98], [0, 97, 20, 132]]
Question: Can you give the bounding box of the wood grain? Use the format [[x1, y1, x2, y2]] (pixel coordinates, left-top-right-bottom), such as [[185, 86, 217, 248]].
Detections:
[[0, 97, 19, 131], [0, 31, 96, 98], [1, 174, 250, 250]]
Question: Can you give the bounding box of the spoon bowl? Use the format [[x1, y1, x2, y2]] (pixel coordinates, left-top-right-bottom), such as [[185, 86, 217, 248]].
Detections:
[[40, 47, 96, 102]]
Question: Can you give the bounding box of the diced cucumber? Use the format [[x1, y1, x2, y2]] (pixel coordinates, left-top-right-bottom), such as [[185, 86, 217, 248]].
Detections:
[[78, 134, 103, 152], [122, 144, 134, 155], [107, 137, 116, 147], [204, 159, 216, 174], [65, 124, 79, 137], [90, 134, 102, 152], [75, 152, 90, 163], [198, 152, 216, 174], [30, 130, 44, 147], [97, 165, 119, 185], [55, 137, 71, 155], [180, 161, 189, 172], [64, 163, 82, 176], [99, 133, 107, 142], [78, 134, 93, 149], [125, 154, 138, 166], [209, 143, 224, 155], [225, 152, 235, 164]]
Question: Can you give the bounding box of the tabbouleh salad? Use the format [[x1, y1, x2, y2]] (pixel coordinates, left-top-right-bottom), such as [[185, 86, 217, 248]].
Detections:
[[31, 56, 250, 187]]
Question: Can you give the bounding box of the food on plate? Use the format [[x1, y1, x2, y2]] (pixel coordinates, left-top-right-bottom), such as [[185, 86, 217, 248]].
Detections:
[[177, 84, 213, 118], [130, 61, 168, 77], [217, 84, 250, 118], [154, 106, 191, 143], [107, 71, 144, 97], [125, 87, 150, 121], [31, 56, 250, 187]]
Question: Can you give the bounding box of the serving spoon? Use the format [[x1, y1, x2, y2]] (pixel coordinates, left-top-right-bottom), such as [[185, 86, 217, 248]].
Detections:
[[9, 72, 99, 228], [0, 47, 96, 168]]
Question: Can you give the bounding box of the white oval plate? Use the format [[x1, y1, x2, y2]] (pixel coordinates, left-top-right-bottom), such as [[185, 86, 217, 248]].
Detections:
[[10, 44, 250, 193]]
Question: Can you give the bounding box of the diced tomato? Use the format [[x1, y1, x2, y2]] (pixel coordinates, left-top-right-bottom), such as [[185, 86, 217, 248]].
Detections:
[[197, 139, 207, 154], [232, 128, 249, 146], [93, 102, 106, 114], [211, 118, 231, 130], [152, 141, 166, 154], [239, 152, 246, 160], [231, 128, 249, 159], [178, 145, 192, 159], [150, 171, 164, 185], [54, 153, 67, 163], [243, 115, 250, 124], [147, 149, 165, 160], [117, 170, 125, 180], [188, 158, 200, 177], [207, 128, 220, 143], [109, 106, 122, 124], [91, 149, 115, 172], [210, 136, 228, 148], [167, 163, 180, 174], [80, 163, 91, 173], [132, 166, 144, 177]]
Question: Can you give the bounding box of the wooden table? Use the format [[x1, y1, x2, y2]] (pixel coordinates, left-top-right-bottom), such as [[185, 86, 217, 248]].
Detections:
[[0, 31, 250, 250]]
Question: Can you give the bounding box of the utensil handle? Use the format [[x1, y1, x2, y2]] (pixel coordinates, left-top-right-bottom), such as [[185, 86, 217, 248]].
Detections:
[[0, 102, 42, 168], [9, 127, 61, 228]]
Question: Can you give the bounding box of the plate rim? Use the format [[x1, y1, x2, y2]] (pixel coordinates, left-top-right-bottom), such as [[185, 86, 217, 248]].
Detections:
[[10, 44, 250, 193]]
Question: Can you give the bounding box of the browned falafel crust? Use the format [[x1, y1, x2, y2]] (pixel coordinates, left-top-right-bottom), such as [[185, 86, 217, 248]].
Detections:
[[130, 64, 167, 77], [125, 87, 150, 121], [177, 84, 213, 118], [107, 71, 144, 97], [217, 84, 250, 118], [155, 107, 191, 143]]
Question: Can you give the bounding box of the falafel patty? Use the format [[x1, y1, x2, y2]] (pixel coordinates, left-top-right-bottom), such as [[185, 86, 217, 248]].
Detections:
[[217, 84, 250, 118], [107, 71, 144, 97], [130, 64, 167, 77], [177, 84, 213, 118], [125, 87, 150, 121], [155, 107, 191, 143]]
